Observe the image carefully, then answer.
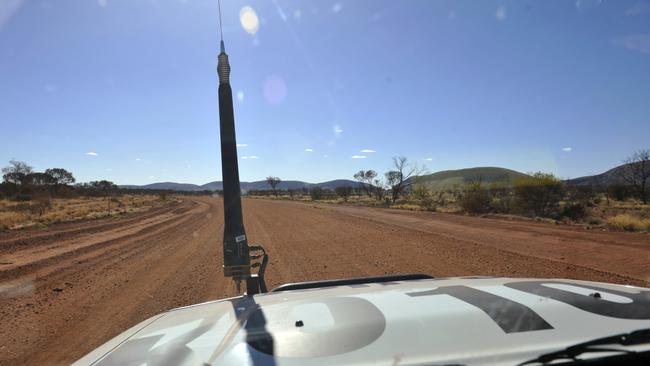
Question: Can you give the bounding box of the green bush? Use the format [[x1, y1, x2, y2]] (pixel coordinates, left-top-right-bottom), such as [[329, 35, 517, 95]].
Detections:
[[513, 172, 563, 217]]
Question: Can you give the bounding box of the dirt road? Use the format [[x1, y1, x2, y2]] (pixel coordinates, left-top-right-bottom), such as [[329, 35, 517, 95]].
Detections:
[[1, 196, 648, 365]]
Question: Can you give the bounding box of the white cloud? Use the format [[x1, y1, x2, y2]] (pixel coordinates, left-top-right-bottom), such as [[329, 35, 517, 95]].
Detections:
[[305, 148, 314, 152], [148, 175, 155, 179], [249, 155, 259, 159], [562, 147, 573, 152], [241, 156, 248, 160], [135, 158, 142, 161], [236, 90, 245, 103], [351, 155, 367, 159], [612, 34, 650, 55], [236, 143, 248, 148], [425, 157, 433, 161], [360, 149, 376, 153], [332, 3, 342, 13], [626, 1, 650, 16], [86, 152, 98, 156], [0, 0, 24, 31], [323, 154, 328, 158], [333, 125, 343, 135], [496, 6, 507, 21], [293, 9, 302, 19], [97, 0, 107, 7]]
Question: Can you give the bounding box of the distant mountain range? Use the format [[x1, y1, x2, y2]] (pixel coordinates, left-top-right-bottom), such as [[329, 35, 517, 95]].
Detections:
[[120, 163, 637, 192], [120, 179, 359, 192]]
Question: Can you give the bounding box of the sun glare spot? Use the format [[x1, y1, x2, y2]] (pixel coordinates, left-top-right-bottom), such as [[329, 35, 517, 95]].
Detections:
[[240, 6, 260, 35]]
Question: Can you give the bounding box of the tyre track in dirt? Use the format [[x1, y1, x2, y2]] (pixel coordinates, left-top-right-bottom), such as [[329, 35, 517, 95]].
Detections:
[[1, 197, 649, 365]]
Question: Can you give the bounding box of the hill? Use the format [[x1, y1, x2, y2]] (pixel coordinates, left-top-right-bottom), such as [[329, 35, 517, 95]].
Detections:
[[120, 179, 359, 192], [410, 167, 528, 190], [567, 163, 637, 187]]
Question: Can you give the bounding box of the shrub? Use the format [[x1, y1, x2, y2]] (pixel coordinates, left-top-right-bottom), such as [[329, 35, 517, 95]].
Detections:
[[607, 214, 650, 232], [420, 197, 437, 211], [460, 182, 491, 214], [513, 172, 563, 217], [310, 187, 324, 201], [561, 203, 587, 221], [607, 183, 632, 201], [16, 194, 32, 201]]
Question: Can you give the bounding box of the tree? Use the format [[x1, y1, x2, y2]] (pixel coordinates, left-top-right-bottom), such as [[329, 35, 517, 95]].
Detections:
[[2, 160, 33, 185], [385, 157, 419, 203], [620, 149, 649, 204], [265, 176, 281, 197], [335, 186, 353, 202], [353, 170, 377, 198], [45, 168, 75, 195]]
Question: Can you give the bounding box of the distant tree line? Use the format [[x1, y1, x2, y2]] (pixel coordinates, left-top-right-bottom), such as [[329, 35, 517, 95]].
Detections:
[[1, 160, 218, 202]]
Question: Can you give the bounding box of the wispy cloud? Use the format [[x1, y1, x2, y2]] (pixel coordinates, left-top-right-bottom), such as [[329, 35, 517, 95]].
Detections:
[[612, 34, 650, 55], [424, 157, 433, 161], [97, 0, 107, 7], [86, 152, 98, 156], [562, 147, 573, 152], [351, 155, 367, 159], [626, 1, 650, 16], [148, 175, 155, 179], [236, 90, 245, 103], [241, 155, 259, 160], [236, 143, 248, 148], [135, 158, 142, 161], [305, 148, 314, 152], [0, 0, 24, 31], [323, 154, 328, 158], [496, 6, 507, 21], [360, 149, 376, 153], [333, 125, 343, 136], [332, 3, 342, 13]]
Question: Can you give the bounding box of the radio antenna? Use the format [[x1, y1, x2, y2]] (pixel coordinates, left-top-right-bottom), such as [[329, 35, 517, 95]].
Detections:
[[216, 1, 267, 295]]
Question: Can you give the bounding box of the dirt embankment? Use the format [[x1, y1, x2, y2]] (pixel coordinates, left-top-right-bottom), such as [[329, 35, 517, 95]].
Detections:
[[1, 197, 648, 365]]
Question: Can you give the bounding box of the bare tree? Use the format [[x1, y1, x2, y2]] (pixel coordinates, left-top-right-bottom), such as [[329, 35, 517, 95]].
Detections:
[[265, 176, 281, 197], [353, 170, 377, 198], [620, 149, 650, 204], [2, 160, 33, 185], [385, 157, 420, 203], [45, 168, 76, 195]]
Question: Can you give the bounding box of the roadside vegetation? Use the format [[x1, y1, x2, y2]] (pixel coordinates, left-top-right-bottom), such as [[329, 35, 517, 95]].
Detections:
[[247, 150, 650, 233], [0, 160, 190, 230]]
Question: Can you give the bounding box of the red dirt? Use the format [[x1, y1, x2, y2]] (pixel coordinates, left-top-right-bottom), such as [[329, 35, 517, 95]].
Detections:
[[0, 196, 648, 365]]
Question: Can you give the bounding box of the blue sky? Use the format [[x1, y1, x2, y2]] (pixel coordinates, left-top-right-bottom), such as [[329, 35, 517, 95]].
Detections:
[[1, 0, 649, 185]]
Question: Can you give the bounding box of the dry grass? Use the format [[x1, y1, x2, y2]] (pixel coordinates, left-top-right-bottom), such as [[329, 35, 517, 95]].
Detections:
[[606, 214, 650, 232], [0, 195, 170, 230]]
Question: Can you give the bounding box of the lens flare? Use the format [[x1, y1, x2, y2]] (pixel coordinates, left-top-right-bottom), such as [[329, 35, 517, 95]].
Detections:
[[263, 75, 287, 104], [239, 6, 260, 35]]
